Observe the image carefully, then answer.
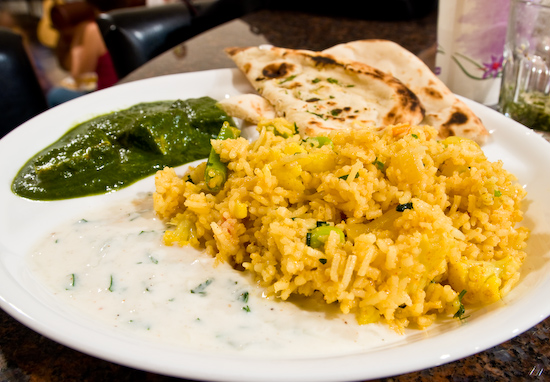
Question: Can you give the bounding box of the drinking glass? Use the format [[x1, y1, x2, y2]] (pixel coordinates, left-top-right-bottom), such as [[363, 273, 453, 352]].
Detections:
[[499, 0, 550, 131], [436, 0, 510, 105]]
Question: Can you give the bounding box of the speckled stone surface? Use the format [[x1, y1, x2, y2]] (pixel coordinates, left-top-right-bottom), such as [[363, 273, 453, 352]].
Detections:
[[2, 7, 550, 382], [241, 8, 438, 53]]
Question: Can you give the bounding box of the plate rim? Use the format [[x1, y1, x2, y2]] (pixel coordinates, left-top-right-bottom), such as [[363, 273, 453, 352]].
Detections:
[[1, 68, 550, 382]]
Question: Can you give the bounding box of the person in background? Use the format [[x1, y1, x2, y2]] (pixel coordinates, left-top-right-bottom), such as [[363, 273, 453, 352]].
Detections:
[[47, 1, 120, 107]]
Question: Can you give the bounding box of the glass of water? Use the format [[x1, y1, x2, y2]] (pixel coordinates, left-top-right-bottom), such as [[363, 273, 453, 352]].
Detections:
[[499, 0, 550, 130]]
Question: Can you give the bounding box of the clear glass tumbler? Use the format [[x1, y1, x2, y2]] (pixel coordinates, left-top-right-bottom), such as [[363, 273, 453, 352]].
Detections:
[[499, 0, 550, 131]]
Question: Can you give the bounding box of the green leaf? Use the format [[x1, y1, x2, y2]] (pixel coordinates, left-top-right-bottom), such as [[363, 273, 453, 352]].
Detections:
[[279, 75, 297, 84], [372, 158, 385, 171], [108, 275, 114, 292], [453, 289, 470, 320], [396, 202, 413, 212], [190, 279, 213, 295]]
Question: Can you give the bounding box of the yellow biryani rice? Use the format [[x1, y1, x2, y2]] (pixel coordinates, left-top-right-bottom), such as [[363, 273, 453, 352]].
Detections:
[[153, 119, 529, 332]]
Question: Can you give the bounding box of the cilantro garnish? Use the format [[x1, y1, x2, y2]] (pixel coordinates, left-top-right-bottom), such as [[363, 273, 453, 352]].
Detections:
[[339, 173, 360, 180], [306, 110, 328, 120], [453, 289, 470, 320], [372, 158, 385, 171], [396, 202, 413, 212], [190, 279, 213, 295], [279, 75, 297, 84], [108, 275, 114, 292]]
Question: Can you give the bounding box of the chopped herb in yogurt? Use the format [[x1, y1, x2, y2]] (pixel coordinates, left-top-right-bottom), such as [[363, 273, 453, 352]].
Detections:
[[190, 279, 213, 295]]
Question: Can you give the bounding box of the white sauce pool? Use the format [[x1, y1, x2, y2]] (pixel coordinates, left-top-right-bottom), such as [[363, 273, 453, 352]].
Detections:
[[28, 193, 402, 357]]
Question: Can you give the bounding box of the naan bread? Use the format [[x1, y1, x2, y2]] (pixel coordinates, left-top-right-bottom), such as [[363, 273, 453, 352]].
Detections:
[[225, 46, 425, 136], [217, 94, 276, 124], [323, 40, 489, 144]]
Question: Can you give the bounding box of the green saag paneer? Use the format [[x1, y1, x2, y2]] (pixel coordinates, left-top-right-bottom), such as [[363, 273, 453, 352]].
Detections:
[[12, 97, 234, 200]]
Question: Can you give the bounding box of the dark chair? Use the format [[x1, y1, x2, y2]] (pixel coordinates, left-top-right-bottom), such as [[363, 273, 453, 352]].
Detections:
[[96, 3, 195, 78], [96, 0, 266, 78], [0, 27, 48, 138]]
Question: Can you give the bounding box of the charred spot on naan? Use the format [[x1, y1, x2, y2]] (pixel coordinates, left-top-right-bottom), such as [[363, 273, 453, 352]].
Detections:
[[311, 55, 340, 67], [345, 64, 386, 80], [446, 111, 469, 125], [305, 119, 329, 133], [241, 63, 251, 75], [262, 62, 295, 79], [383, 108, 398, 125], [422, 86, 444, 100], [396, 87, 424, 115], [440, 111, 473, 138]]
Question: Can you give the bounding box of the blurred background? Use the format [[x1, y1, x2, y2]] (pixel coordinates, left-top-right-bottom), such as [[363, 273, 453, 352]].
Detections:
[[0, 0, 157, 104], [1, 1, 65, 101], [0, 0, 437, 136]]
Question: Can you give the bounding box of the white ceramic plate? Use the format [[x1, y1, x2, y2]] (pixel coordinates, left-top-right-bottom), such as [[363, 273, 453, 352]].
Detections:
[[1, 69, 550, 382]]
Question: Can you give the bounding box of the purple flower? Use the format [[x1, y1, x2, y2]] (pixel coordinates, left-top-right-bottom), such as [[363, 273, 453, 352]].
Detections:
[[482, 55, 503, 79], [434, 66, 442, 75]]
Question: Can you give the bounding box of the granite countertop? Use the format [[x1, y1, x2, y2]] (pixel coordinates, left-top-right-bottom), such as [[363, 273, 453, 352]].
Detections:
[[2, 7, 550, 382]]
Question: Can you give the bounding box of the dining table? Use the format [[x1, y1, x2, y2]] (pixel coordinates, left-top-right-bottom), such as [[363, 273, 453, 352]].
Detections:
[[2, 6, 550, 382]]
